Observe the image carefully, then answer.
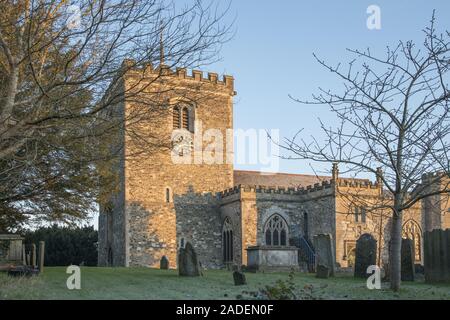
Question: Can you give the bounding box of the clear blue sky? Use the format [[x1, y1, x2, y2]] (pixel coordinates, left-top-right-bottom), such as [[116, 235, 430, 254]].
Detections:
[[204, 0, 450, 177]]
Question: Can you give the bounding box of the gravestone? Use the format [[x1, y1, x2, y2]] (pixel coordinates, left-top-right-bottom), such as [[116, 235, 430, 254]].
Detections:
[[233, 271, 247, 285], [178, 242, 201, 277], [316, 264, 330, 279], [313, 234, 335, 277], [160, 255, 169, 270], [354, 233, 377, 278], [424, 228, 450, 283], [401, 238, 415, 281]]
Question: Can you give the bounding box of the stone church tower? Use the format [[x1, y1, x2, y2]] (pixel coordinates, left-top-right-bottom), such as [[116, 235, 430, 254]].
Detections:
[[98, 61, 236, 267]]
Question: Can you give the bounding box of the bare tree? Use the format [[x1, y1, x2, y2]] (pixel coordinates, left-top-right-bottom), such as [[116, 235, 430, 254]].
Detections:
[[0, 0, 232, 230], [283, 13, 450, 291]]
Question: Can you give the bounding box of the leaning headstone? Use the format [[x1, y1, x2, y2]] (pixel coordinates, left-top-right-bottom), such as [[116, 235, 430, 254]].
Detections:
[[160, 255, 169, 270], [178, 242, 201, 277], [316, 264, 330, 279], [354, 233, 377, 278], [313, 234, 335, 277], [401, 238, 415, 281], [233, 271, 247, 285]]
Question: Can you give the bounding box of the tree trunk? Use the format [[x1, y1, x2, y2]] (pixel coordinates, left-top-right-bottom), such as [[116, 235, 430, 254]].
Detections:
[[389, 209, 403, 291]]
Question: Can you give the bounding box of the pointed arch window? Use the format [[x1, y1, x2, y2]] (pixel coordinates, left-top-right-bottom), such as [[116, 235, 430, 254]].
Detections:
[[222, 217, 233, 263], [402, 219, 422, 262], [264, 214, 289, 246], [172, 102, 194, 133], [353, 206, 367, 223]]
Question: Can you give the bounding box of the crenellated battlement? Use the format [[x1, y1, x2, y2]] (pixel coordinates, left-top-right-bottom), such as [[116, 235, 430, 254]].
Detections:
[[218, 185, 242, 197], [421, 171, 448, 183], [336, 178, 380, 189], [218, 176, 384, 200], [218, 180, 336, 199], [300, 180, 334, 194], [122, 59, 234, 92], [175, 67, 234, 89]]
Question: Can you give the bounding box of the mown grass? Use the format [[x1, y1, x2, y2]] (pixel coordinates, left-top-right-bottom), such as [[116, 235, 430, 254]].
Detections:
[[0, 267, 448, 300]]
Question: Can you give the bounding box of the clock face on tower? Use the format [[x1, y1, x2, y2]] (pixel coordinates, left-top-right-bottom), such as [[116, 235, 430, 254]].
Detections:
[[171, 129, 193, 157]]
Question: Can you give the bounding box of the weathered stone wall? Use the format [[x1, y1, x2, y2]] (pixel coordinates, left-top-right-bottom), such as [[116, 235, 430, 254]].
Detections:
[[422, 174, 450, 232], [220, 190, 244, 266], [175, 191, 223, 269], [239, 190, 257, 266], [334, 181, 383, 268], [125, 193, 223, 269], [126, 201, 175, 267], [121, 66, 235, 268], [219, 183, 335, 267], [334, 180, 423, 268], [424, 228, 450, 283], [300, 184, 335, 242]]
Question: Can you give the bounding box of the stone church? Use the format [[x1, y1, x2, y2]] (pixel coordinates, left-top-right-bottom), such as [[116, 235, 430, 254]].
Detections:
[[98, 62, 450, 270]]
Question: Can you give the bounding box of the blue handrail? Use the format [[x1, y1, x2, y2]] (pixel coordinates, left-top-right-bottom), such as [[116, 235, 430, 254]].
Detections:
[[298, 236, 315, 272]]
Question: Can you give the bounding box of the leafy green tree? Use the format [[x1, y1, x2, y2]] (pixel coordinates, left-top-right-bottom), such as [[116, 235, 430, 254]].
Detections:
[[0, 0, 231, 230]]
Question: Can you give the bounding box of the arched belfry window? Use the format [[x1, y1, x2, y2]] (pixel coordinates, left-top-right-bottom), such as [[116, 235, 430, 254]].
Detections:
[[172, 102, 194, 133], [265, 214, 288, 246], [222, 217, 233, 263], [402, 219, 422, 262]]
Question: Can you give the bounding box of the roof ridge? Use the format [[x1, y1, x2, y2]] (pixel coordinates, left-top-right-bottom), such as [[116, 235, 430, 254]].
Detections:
[[233, 169, 329, 178]]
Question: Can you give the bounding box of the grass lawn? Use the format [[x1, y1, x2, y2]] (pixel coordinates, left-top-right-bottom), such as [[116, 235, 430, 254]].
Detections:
[[0, 267, 449, 300]]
